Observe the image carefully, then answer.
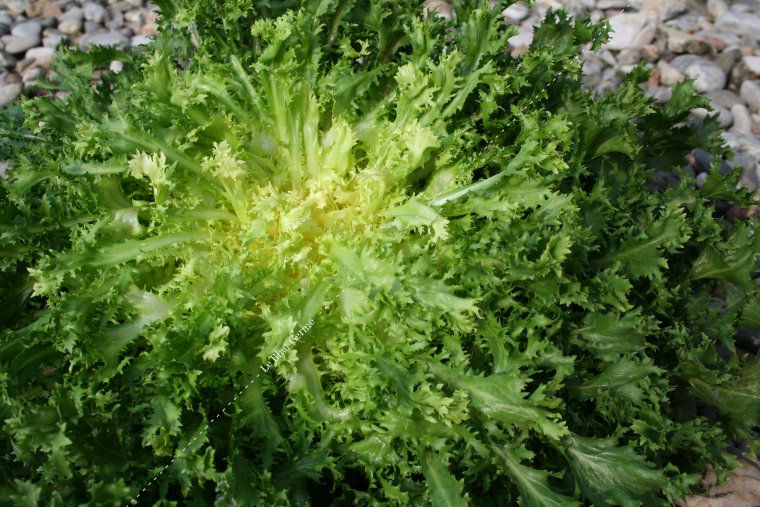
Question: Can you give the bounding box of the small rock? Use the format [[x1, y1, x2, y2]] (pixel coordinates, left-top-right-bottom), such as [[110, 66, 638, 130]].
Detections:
[[503, 1, 529, 23], [606, 13, 656, 51], [42, 33, 63, 48], [744, 56, 760, 76], [508, 23, 534, 51], [691, 104, 732, 128], [597, 0, 627, 8], [58, 7, 83, 35], [658, 60, 684, 86], [0, 49, 16, 68], [21, 66, 42, 84], [670, 54, 726, 92], [422, 0, 454, 19], [0, 82, 22, 105], [109, 59, 123, 73], [731, 103, 752, 133], [130, 34, 152, 47], [79, 31, 128, 50], [640, 0, 686, 21], [692, 148, 715, 173], [640, 44, 660, 62], [25, 46, 54, 69], [714, 46, 741, 76], [84, 20, 102, 33], [696, 30, 739, 51], [696, 172, 708, 188], [712, 102, 733, 128], [715, 11, 760, 41], [1, 34, 41, 54], [4, 0, 28, 17], [0, 24, 10, 37], [741, 80, 760, 112], [707, 0, 728, 19], [660, 26, 712, 54], [10, 20, 41, 38], [646, 86, 673, 104], [706, 89, 746, 109], [83, 2, 107, 23], [14, 56, 34, 73]]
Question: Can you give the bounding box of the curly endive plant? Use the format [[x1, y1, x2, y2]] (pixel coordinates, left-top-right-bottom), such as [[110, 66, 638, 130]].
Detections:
[[1, 0, 759, 505]]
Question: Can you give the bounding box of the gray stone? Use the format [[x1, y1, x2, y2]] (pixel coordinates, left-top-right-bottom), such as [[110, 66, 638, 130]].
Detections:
[[21, 66, 42, 84], [661, 27, 711, 54], [0, 49, 15, 68], [130, 34, 152, 47], [25, 46, 54, 68], [696, 30, 740, 50], [691, 103, 733, 128], [744, 56, 760, 76], [707, 89, 746, 109], [79, 31, 128, 50], [715, 11, 760, 41], [508, 24, 534, 50], [0, 82, 22, 105], [1, 34, 41, 54], [43, 33, 63, 48], [598, 0, 628, 8], [4, 0, 28, 17], [58, 7, 83, 35], [646, 86, 673, 104], [503, 2, 529, 23], [0, 24, 10, 37], [0, 14, 13, 27], [658, 60, 684, 86], [606, 13, 656, 50], [83, 2, 107, 23], [670, 55, 726, 92], [707, 0, 728, 18], [10, 20, 40, 38], [714, 46, 741, 76], [731, 104, 753, 133], [84, 21, 102, 33], [740, 80, 760, 112]]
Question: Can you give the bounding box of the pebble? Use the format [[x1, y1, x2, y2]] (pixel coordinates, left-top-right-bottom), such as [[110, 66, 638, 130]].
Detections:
[[741, 80, 760, 112], [732, 103, 753, 133], [1, 34, 41, 54], [707, 89, 746, 109], [606, 13, 656, 51], [503, 2, 529, 23], [0, 82, 22, 105], [130, 34, 151, 47], [25, 46, 55, 68], [83, 2, 107, 23], [58, 7, 83, 35], [78, 30, 128, 50], [744, 56, 760, 76], [670, 54, 726, 92], [11, 21, 41, 38], [707, 0, 728, 19], [715, 11, 760, 41], [43, 33, 63, 48], [714, 46, 741, 76], [658, 60, 684, 86]]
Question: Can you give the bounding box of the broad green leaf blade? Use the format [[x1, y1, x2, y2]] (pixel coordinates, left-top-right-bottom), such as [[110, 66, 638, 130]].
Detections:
[[423, 451, 468, 507]]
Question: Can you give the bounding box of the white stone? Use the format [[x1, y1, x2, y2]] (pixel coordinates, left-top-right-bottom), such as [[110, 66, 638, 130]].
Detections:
[[658, 60, 684, 86], [606, 13, 656, 51], [707, 0, 728, 19], [670, 55, 726, 92], [715, 11, 760, 41], [0, 82, 22, 105], [744, 56, 760, 76], [1, 34, 41, 54], [79, 31, 128, 50], [731, 104, 753, 133], [503, 2, 529, 23], [25, 46, 54, 68], [11, 21, 41, 38], [740, 80, 760, 113], [84, 2, 108, 23]]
